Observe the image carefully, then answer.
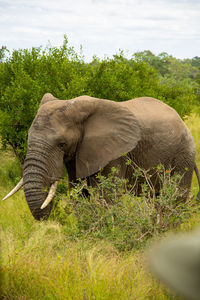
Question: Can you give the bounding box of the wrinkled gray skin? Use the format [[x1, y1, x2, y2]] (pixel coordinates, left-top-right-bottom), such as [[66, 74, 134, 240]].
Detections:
[[23, 93, 197, 220]]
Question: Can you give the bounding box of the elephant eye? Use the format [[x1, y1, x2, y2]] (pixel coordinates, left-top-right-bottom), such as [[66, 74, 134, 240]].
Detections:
[[59, 142, 67, 150]]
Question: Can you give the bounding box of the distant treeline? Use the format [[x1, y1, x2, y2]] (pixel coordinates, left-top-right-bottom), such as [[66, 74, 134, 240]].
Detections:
[[0, 36, 199, 162]]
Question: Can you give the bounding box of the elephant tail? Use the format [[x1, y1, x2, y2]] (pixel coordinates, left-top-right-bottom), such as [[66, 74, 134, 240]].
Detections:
[[194, 162, 200, 200]]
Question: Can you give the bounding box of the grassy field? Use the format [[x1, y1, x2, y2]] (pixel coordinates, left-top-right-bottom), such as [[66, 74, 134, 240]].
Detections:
[[1, 114, 200, 300]]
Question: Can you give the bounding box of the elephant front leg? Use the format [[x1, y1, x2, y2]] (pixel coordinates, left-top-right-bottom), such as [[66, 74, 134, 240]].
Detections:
[[65, 158, 90, 199], [65, 158, 77, 190]]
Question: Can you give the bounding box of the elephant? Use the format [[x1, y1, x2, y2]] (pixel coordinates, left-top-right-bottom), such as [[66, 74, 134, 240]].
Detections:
[[3, 93, 200, 220]]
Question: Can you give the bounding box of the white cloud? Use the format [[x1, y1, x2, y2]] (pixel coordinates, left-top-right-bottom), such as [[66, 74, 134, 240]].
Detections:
[[0, 0, 200, 59]]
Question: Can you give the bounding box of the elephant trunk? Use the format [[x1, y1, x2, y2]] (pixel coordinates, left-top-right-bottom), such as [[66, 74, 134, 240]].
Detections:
[[23, 155, 52, 220], [23, 141, 61, 220]]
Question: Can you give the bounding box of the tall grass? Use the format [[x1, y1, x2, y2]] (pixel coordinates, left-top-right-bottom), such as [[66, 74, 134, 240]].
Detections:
[[185, 113, 200, 196], [1, 114, 200, 299]]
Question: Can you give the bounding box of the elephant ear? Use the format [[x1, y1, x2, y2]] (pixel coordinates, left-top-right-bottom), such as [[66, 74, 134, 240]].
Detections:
[[76, 99, 141, 178], [39, 93, 58, 107]]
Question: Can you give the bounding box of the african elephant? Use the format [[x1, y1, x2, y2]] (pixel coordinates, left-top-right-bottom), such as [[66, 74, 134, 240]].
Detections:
[[3, 93, 200, 220]]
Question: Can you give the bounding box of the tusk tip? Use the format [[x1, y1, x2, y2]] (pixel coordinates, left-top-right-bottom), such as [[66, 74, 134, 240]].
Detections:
[[40, 203, 47, 210], [2, 178, 23, 201], [2, 194, 12, 201], [40, 181, 58, 210]]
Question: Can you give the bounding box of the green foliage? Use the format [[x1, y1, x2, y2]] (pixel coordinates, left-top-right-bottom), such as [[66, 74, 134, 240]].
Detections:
[[51, 166, 197, 251], [0, 37, 87, 162], [84, 53, 159, 101], [0, 38, 199, 162], [0, 145, 22, 192], [0, 46, 8, 62], [134, 51, 199, 114]]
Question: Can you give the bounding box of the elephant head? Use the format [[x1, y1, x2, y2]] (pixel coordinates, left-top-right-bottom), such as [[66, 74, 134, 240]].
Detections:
[[4, 93, 141, 220]]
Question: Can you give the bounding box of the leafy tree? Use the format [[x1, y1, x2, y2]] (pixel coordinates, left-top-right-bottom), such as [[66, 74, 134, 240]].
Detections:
[[0, 46, 8, 62], [134, 51, 200, 107], [0, 38, 86, 162], [133, 50, 171, 76], [0, 38, 199, 162], [85, 52, 159, 100]]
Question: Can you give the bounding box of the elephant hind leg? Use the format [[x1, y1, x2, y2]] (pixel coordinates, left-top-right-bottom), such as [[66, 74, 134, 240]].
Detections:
[[174, 165, 194, 203]]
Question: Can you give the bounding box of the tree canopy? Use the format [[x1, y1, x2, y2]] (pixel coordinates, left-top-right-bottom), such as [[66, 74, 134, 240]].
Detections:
[[0, 37, 199, 162]]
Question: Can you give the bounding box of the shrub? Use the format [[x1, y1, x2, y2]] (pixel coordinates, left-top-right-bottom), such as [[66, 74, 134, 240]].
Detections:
[[51, 166, 197, 251], [0, 37, 86, 162], [0, 38, 198, 162]]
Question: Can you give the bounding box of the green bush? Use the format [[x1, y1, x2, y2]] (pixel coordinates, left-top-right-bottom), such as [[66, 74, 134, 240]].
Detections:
[[0, 38, 198, 162], [51, 166, 197, 251], [84, 53, 159, 100], [0, 37, 87, 162]]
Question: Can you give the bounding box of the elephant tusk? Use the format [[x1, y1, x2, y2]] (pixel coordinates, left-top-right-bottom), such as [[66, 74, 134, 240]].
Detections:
[[40, 181, 58, 209], [2, 178, 24, 200]]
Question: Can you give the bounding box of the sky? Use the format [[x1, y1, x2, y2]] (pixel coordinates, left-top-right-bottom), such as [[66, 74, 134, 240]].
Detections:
[[0, 0, 200, 61]]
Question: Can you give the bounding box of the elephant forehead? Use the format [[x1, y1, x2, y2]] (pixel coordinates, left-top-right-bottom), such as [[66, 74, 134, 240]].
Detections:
[[33, 113, 54, 129], [30, 113, 74, 141], [34, 108, 69, 125], [40, 99, 73, 112]]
